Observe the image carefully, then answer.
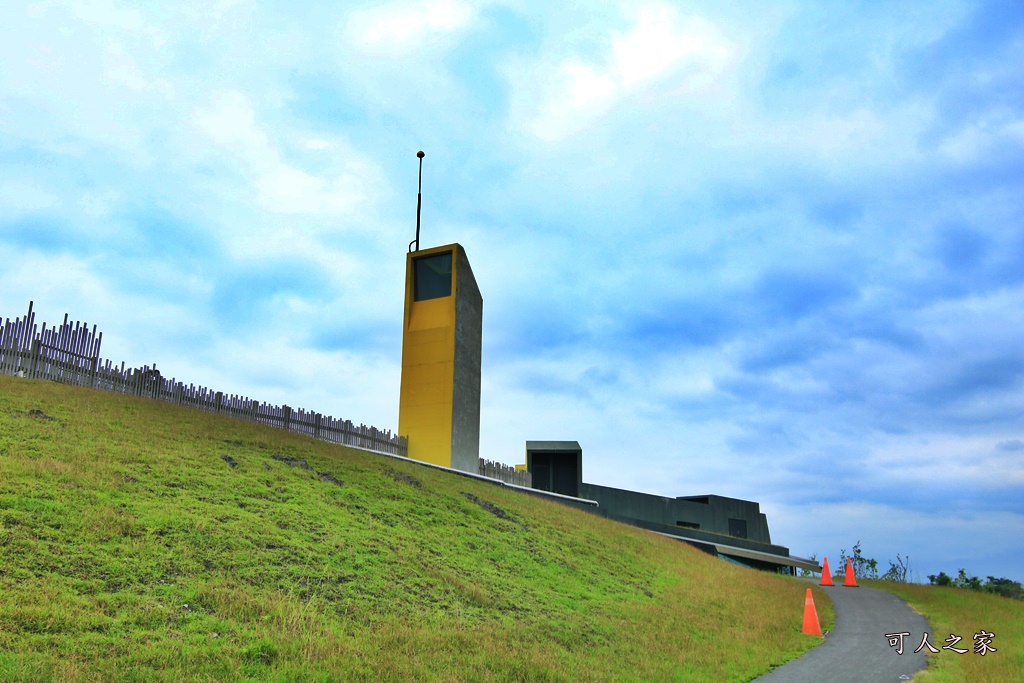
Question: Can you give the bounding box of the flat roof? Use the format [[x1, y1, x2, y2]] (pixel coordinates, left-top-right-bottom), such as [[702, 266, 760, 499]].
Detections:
[[525, 441, 582, 451], [652, 530, 821, 573]]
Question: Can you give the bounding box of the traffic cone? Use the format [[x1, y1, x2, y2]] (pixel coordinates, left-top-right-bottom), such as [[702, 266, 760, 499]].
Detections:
[[844, 559, 858, 587], [802, 588, 823, 636], [820, 557, 833, 586]]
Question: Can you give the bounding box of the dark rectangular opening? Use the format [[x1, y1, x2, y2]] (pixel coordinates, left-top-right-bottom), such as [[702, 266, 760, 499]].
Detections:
[[676, 520, 700, 530], [530, 451, 579, 498], [728, 518, 748, 539], [414, 252, 453, 301]]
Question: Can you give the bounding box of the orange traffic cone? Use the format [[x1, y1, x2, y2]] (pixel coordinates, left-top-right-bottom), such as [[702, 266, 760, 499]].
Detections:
[[802, 588, 823, 636], [844, 559, 858, 587], [820, 557, 833, 586]]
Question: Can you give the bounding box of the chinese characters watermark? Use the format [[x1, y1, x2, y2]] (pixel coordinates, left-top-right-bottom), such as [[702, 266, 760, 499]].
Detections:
[[884, 631, 997, 656]]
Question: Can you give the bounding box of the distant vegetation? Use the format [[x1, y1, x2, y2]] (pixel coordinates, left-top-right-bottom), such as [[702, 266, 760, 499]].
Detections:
[[926, 570, 1023, 601], [833, 539, 1023, 601], [0, 375, 834, 682]]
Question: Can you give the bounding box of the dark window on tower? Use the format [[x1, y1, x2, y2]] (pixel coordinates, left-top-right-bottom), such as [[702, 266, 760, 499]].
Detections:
[[414, 253, 453, 301], [728, 518, 748, 539], [676, 520, 700, 530]]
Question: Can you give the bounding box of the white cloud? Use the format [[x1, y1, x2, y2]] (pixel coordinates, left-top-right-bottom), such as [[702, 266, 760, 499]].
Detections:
[[192, 90, 266, 153], [0, 251, 111, 325], [868, 435, 1024, 490], [0, 180, 60, 215], [612, 6, 732, 88], [101, 39, 151, 92], [521, 61, 617, 141], [191, 91, 380, 222], [344, 0, 476, 57], [505, 2, 737, 142], [66, 0, 166, 47], [1006, 118, 1024, 143], [799, 108, 887, 158], [936, 111, 1024, 163]]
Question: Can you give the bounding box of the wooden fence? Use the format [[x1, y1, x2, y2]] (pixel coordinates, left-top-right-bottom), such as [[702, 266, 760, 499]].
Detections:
[[479, 458, 532, 487], [0, 302, 407, 457]]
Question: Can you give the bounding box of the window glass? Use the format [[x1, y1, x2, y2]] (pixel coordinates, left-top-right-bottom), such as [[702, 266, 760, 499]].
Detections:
[[414, 253, 453, 301], [728, 518, 748, 539]]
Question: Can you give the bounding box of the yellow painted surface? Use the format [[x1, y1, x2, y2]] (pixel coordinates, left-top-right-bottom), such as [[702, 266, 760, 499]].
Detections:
[[398, 245, 458, 468], [515, 464, 527, 472]]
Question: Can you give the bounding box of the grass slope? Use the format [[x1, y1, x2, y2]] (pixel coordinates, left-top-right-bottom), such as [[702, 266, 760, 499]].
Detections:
[[0, 375, 833, 682]]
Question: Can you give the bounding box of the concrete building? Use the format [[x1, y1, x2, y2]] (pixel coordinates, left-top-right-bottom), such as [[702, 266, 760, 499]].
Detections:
[[523, 441, 817, 574], [398, 243, 482, 472]]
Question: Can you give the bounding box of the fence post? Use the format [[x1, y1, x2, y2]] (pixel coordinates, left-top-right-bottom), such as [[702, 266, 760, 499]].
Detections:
[[30, 339, 40, 378], [283, 405, 291, 432], [314, 413, 322, 440], [215, 391, 223, 414]]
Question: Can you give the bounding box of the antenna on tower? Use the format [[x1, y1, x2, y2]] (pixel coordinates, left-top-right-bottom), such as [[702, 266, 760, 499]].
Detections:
[[409, 150, 425, 252]]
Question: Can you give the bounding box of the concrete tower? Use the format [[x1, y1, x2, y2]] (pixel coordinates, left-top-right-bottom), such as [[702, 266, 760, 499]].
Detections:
[[398, 243, 482, 472]]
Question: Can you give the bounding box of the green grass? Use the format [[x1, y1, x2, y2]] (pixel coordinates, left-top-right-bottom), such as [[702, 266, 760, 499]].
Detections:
[[867, 580, 1023, 683], [0, 374, 834, 682]]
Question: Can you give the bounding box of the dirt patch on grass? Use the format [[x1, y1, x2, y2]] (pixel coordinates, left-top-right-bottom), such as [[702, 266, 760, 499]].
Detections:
[[271, 454, 311, 470], [19, 409, 60, 423], [318, 472, 343, 487], [461, 492, 525, 528], [221, 454, 239, 468], [387, 468, 423, 489], [267, 453, 340, 487]]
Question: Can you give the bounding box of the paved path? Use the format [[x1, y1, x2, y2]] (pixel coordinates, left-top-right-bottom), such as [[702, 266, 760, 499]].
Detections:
[[753, 583, 930, 683]]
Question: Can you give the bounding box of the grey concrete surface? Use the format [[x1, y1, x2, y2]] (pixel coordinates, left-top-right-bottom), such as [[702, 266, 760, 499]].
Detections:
[[753, 583, 930, 682], [450, 244, 482, 474]]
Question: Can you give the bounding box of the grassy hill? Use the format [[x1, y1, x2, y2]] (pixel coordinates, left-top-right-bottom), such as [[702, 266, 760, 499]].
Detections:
[[0, 374, 834, 682]]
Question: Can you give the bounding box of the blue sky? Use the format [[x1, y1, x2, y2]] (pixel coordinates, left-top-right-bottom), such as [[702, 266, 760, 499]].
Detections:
[[2, 1, 1022, 584]]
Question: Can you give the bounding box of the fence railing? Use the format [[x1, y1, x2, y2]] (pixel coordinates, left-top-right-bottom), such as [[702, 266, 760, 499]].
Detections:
[[0, 302, 407, 457], [479, 458, 532, 487]]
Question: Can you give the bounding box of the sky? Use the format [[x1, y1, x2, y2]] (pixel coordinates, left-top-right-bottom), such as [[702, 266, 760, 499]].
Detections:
[[2, 0, 1022, 584]]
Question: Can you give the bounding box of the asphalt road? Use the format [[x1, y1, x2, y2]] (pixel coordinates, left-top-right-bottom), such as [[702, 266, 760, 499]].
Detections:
[[753, 583, 931, 683]]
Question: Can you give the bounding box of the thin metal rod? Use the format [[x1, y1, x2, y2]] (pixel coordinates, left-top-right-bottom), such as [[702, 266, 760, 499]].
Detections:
[[411, 150, 425, 252]]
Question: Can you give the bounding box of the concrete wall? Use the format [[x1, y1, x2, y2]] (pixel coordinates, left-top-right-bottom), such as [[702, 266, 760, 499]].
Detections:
[[578, 483, 773, 545], [518, 442, 780, 557], [450, 245, 482, 472]]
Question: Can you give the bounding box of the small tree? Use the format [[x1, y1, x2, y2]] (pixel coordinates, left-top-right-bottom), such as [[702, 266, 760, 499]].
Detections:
[[881, 553, 911, 583], [953, 568, 983, 591], [839, 540, 878, 580]]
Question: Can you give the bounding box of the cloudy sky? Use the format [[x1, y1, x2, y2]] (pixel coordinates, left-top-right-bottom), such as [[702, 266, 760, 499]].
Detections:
[[2, 1, 1022, 583]]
